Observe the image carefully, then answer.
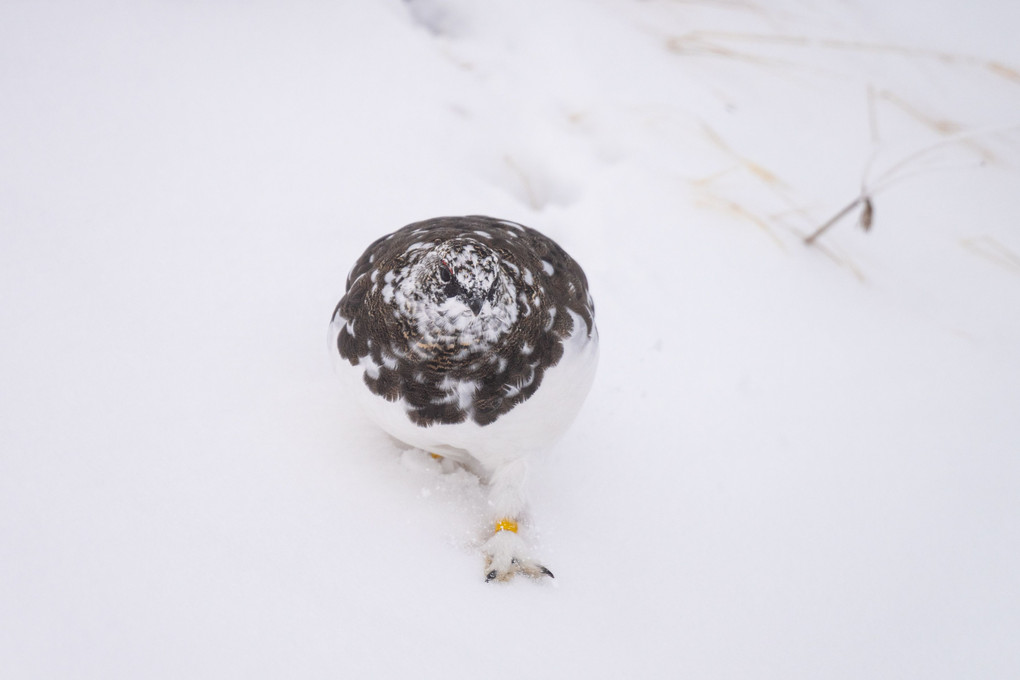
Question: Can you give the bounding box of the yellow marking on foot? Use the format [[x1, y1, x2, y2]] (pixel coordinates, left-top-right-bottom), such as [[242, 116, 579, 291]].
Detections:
[[494, 518, 518, 534], [429, 453, 443, 460]]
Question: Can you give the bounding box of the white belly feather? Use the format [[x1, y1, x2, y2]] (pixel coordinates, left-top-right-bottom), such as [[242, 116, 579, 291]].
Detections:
[[329, 310, 598, 472]]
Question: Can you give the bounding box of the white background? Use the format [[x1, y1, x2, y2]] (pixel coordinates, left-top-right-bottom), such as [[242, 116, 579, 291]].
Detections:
[[2, 1, 1018, 677]]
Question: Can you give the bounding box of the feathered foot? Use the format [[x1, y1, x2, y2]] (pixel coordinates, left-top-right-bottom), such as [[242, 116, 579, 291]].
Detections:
[[481, 520, 554, 583]]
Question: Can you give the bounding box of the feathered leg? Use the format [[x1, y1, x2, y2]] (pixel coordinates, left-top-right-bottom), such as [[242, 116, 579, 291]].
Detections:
[[480, 458, 554, 582]]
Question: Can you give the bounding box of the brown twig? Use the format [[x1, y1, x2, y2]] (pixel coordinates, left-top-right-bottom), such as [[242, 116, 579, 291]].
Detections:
[[806, 123, 1019, 246], [803, 195, 865, 245]]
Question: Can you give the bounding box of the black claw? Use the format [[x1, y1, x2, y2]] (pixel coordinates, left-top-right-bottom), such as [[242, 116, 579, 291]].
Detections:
[[486, 570, 498, 582], [539, 566, 555, 578], [511, 557, 519, 565]]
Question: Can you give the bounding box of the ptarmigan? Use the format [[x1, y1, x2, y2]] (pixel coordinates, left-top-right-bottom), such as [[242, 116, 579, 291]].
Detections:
[[329, 215, 598, 581]]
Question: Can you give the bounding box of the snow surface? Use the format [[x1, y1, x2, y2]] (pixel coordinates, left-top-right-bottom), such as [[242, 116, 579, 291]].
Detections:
[[2, 0, 1019, 677]]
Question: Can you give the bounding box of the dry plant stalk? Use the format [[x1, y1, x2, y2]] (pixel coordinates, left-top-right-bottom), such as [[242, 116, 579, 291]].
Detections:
[[803, 196, 871, 245], [804, 124, 1019, 246]]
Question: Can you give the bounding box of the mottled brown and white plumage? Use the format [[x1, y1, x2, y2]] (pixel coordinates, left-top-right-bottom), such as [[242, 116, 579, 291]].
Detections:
[[330, 215, 598, 580]]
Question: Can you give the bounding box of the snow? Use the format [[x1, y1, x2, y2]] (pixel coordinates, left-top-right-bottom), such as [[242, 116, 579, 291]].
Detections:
[[2, 0, 1018, 677]]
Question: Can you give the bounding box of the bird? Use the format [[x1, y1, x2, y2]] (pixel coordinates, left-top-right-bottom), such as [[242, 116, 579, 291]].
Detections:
[[329, 215, 598, 581]]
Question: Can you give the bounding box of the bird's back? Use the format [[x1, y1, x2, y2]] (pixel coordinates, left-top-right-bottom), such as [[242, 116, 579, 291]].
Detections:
[[331, 215, 598, 460]]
